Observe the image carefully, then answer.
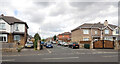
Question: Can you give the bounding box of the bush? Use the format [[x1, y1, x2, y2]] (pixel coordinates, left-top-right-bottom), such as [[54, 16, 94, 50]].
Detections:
[[17, 47, 22, 52]]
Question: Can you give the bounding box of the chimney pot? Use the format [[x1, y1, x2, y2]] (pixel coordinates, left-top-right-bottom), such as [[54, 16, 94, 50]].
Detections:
[[98, 22, 101, 24], [1, 14, 4, 16], [104, 20, 108, 26]]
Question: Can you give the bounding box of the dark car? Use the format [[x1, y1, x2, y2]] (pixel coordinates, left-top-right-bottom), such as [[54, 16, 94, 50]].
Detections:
[[46, 43, 53, 48], [69, 42, 79, 49]]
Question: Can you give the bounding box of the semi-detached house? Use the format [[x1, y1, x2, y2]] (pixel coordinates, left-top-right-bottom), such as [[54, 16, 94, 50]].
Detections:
[[71, 20, 120, 42], [0, 14, 28, 46]]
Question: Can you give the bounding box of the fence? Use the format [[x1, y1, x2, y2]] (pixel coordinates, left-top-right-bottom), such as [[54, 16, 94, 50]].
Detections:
[[93, 40, 114, 49]]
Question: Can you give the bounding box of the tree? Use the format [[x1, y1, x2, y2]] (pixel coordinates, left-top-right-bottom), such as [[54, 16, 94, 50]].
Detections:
[[53, 35, 56, 41], [41, 39, 45, 42], [34, 33, 41, 50]]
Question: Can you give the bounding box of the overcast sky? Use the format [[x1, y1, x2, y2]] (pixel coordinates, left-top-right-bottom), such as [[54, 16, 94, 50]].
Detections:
[[0, 0, 119, 39]]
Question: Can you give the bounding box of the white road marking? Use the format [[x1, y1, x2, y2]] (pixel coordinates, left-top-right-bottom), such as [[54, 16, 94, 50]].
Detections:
[[47, 49, 52, 53], [102, 55, 118, 58], [96, 52, 118, 54], [0, 59, 15, 61], [43, 57, 79, 60]]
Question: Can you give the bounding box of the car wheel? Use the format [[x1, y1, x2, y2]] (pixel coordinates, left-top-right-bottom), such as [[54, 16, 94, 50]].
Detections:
[[72, 46, 74, 49]]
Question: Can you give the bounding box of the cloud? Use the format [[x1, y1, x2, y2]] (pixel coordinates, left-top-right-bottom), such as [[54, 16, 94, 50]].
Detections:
[[0, 0, 118, 38]]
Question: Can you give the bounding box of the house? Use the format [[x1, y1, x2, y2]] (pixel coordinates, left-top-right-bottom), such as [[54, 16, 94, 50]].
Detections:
[[46, 37, 53, 42], [71, 20, 119, 43], [0, 14, 29, 46], [57, 32, 71, 42]]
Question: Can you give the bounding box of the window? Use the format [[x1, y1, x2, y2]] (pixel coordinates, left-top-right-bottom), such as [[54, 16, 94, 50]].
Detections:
[[0, 35, 7, 42], [95, 31, 97, 34], [105, 29, 109, 34], [83, 38, 89, 41], [14, 35, 20, 41], [104, 37, 113, 41], [116, 29, 119, 34], [15, 24, 19, 31], [0, 23, 5, 30], [83, 29, 89, 34]]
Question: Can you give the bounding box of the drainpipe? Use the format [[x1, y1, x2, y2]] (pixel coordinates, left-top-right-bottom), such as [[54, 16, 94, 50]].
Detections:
[[90, 26, 93, 49]]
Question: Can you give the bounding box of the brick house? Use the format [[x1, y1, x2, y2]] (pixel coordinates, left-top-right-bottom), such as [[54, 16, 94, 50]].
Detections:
[[71, 20, 119, 43], [0, 14, 29, 46], [57, 32, 71, 42]]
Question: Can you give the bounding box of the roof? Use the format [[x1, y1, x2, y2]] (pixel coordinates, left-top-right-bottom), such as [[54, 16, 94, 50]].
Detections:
[[0, 15, 29, 28], [71, 22, 117, 32], [58, 32, 71, 35]]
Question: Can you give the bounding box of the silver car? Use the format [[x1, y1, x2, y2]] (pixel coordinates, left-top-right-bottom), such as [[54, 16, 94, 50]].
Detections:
[[25, 41, 34, 48]]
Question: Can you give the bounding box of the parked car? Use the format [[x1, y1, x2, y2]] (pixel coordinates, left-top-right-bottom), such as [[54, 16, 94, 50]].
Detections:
[[63, 42, 69, 47], [25, 41, 34, 48], [69, 42, 79, 49], [46, 43, 53, 48], [44, 42, 47, 46], [60, 41, 63, 45], [57, 41, 62, 45], [57, 42, 61, 45], [61, 42, 65, 46], [52, 41, 56, 44]]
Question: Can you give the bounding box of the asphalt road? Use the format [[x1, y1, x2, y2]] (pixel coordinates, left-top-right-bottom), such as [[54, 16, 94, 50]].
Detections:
[[2, 44, 118, 62]]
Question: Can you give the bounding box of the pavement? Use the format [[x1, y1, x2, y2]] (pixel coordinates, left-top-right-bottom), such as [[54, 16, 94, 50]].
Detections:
[[2, 44, 119, 62]]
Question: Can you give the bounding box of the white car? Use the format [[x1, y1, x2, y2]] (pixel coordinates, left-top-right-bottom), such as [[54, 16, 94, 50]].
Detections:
[[61, 42, 66, 46], [52, 41, 56, 44], [63, 42, 69, 46], [25, 41, 34, 48]]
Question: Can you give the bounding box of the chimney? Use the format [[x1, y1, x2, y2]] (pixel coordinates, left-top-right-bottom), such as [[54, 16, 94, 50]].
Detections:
[[1, 14, 4, 16], [104, 20, 108, 26], [98, 22, 101, 24]]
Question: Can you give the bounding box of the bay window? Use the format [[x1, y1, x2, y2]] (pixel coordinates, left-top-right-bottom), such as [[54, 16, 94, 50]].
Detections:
[[0, 34, 7, 42], [14, 35, 20, 41]]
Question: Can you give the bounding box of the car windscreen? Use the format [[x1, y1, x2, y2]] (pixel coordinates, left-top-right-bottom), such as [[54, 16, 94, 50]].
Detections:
[[27, 42, 33, 44], [73, 42, 78, 45]]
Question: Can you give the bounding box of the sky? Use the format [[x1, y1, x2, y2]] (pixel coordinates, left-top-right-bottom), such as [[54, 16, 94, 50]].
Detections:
[[0, 0, 119, 39]]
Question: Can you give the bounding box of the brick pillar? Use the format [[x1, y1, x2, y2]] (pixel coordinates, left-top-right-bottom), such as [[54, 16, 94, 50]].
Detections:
[[114, 40, 119, 50], [37, 40, 40, 50], [90, 40, 93, 49]]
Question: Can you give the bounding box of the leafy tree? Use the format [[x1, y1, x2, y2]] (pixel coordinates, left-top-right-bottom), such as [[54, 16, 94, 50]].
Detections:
[[34, 33, 41, 50], [53, 35, 56, 41], [41, 39, 45, 42]]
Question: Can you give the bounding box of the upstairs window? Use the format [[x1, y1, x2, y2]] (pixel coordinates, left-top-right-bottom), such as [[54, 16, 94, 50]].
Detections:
[[105, 29, 109, 34], [95, 31, 97, 35], [15, 24, 19, 31], [116, 29, 119, 34], [0, 23, 5, 30], [83, 29, 89, 34]]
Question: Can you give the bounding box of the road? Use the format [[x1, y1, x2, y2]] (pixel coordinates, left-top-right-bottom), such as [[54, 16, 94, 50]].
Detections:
[[2, 44, 118, 62]]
